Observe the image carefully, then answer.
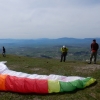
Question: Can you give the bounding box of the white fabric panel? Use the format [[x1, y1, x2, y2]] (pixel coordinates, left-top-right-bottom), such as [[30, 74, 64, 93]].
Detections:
[[0, 61, 85, 82], [0, 61, 8, 73]]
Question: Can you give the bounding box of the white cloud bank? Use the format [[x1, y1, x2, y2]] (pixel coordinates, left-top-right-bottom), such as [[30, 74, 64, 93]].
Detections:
[[0, 0, 100, 39]]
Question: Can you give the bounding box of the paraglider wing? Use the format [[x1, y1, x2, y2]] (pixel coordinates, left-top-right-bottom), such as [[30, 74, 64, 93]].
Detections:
[[0, 61, 96, 94]]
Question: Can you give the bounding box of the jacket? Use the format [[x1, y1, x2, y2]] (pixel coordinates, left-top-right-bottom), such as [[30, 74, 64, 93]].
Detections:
[[91, 43, 99, 52], [61, 47, 68, 53]]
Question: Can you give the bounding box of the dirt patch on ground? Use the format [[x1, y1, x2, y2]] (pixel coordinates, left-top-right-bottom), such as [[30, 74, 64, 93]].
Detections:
[[31, 68, 40, 71], [8, 65, 21, 70], [74, 64, 100, 73], [30, 67, 49, 74]]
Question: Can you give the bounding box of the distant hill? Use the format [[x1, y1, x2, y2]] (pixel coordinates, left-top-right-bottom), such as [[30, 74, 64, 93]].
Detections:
[[0, 37, 100, 46]]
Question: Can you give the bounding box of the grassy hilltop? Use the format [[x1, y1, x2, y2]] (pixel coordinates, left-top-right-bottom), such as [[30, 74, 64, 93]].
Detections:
[[0, 54, 100, 100]]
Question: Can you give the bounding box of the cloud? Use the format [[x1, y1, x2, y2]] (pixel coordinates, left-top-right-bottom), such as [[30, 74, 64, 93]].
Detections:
[[0, 0, 100, 39]]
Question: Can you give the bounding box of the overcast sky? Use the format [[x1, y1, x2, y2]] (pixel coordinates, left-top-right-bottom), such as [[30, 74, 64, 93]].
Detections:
[[0, 0, 100, 39]]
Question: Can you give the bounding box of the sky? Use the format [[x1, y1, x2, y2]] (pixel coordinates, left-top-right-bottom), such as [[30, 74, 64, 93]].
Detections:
[[0, 0, 100, 39]]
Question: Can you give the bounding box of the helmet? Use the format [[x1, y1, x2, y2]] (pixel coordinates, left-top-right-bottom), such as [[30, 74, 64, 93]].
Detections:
[[63, 45, 65, 48]]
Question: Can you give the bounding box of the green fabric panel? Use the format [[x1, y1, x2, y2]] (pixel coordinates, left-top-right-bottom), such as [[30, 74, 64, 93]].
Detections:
[[81, 77, 91, 87], [71, 80, 84, 88], [60, 77, 96, 92], [60, 81, 76, 92], [60, 80, 85, 92]]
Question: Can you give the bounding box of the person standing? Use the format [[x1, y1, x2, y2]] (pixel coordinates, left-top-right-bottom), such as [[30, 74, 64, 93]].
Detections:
[[88, 39, 99, 64], [60, 45, 68, 62], [2, 46, 6, 57]]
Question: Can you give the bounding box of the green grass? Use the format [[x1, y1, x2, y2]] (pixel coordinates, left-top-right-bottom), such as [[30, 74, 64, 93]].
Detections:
[[0, 54, 100, 100]]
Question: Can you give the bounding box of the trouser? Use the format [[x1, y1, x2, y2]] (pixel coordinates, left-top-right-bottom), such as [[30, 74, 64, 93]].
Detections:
[[90, 52, 97, 63], [60, 52, 67, 62], [2, 52, 6, 57]]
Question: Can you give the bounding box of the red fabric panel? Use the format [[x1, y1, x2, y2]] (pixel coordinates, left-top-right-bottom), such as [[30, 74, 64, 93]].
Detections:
[[5, 75, 48, 94]]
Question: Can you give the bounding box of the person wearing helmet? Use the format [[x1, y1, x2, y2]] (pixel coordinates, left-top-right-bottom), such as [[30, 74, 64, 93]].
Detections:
[[60, 45, 68, 62], [88, 39, 99, 64]]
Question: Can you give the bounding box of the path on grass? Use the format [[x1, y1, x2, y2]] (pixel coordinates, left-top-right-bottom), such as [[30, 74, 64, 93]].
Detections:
[[74, 64, 100, 73]]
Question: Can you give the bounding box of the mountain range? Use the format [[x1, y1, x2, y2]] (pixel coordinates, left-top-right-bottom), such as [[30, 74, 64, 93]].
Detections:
[[0, 37, 100, 46]]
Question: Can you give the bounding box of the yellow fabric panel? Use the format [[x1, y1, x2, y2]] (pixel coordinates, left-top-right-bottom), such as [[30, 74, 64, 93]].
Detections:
[[48, 80, 60, 93], [84, 78, 96, 87], [0, 74, 7, 91]]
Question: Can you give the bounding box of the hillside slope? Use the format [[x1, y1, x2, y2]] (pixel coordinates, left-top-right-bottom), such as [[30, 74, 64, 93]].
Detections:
[[0, 54, 100, 100]]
